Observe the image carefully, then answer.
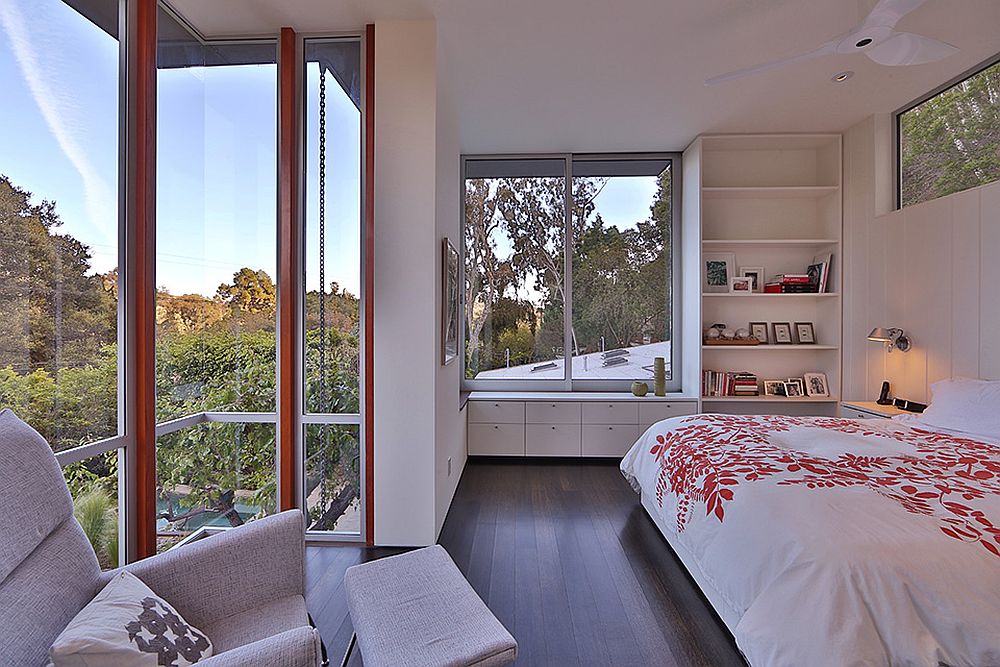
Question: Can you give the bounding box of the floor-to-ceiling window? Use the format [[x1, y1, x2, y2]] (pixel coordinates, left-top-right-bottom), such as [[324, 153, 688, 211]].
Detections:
[[154, 6, 278, 550], [0, 0, 123, 568], [302, 37, 365, 536]]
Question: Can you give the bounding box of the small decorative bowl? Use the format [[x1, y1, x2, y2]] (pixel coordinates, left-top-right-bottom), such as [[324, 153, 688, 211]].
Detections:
[[631, 381, 649, 397]]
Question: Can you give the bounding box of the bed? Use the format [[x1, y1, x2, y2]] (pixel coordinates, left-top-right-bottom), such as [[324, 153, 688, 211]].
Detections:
[[620, 385, 1000, 666]]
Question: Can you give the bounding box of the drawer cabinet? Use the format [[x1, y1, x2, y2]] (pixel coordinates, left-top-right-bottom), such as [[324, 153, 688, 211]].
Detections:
[[526, 401, 581, 424], [582, 402, 639, 425], [841, 407, 875, 420], [468, 400, 525, 424], [582, 424, 640, 457], [468, 423, 526, 456], [526, 424, 581, 456], [638, 402, 698, 428]]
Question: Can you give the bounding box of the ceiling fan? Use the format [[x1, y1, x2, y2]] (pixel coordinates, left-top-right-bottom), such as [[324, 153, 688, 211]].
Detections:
[[706, 0, 958, 85]]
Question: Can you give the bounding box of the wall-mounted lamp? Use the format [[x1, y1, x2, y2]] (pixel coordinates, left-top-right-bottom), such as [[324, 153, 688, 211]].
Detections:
[[867, 327, 912, 352]]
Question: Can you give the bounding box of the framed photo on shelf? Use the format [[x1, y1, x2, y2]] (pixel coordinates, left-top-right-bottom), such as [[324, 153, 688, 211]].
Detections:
[[763, 380, 786, 397], [811, 252, 832, 293], [740, 266, 765, 292], [804, 372, 830, 397], [772, 322, 793, 344], [794, 322, 816, 344], [784, 379, 804, 398], [703, 252, 735, 293], [729, 276, 753, 294], [749, 321, 769, 344]]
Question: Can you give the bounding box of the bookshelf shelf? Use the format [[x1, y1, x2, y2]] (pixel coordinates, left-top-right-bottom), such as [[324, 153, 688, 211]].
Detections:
[[702, 396, 839, 403], [702, 345, 839, 351], [685, 133, 843, 417]]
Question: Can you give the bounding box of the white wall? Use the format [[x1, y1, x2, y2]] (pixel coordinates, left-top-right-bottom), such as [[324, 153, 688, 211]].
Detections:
[[434, 36, 467, 536], [843, 115, 1000, 403], [373, 20, 438, 546], [373, 19, 467, 546]]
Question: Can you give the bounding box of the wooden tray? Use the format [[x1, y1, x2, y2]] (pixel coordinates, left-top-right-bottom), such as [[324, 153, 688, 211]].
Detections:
[[703, 338, 761, 346]]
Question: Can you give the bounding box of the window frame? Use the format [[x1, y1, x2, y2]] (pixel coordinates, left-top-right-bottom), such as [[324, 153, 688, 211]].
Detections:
[[460, 152, 682, 394], [894, 51, 1000, 210]]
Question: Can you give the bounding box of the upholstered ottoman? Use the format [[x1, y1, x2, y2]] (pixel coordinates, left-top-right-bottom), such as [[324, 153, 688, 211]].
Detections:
[[343, 545, 517, 667]]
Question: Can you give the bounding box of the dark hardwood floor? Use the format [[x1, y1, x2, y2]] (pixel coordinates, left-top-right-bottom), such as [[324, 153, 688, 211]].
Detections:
[[305, 459, 745, 666]]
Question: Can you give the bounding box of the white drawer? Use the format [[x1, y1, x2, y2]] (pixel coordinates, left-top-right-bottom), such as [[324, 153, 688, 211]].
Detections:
[[525, 424, 581, 457], [468, 423, 525, 456], [582, 424, 640, 457], [639, 402, 698, 428], [468, 400, 525, 424], [842, 407, 875, 420], [582, 402, 639, 425], [525, 401, 581, 424]]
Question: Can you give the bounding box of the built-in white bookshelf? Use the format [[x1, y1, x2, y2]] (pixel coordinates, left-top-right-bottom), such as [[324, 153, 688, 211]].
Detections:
[[683, 134, 843, 416]]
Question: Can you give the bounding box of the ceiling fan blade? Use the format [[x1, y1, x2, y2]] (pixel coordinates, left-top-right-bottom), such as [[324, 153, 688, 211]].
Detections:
[[862, 0, 928, 30], [706, 41, 837, 85], [865, 31, 958, 65]]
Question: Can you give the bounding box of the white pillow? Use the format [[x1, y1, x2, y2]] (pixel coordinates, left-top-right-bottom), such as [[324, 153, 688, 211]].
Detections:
[[50, 570, 213, 667], [919, 377, 1000, 441]]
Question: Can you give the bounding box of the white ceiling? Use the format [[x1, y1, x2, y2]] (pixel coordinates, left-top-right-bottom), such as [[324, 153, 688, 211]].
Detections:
[[169, 0, 1000, 154]]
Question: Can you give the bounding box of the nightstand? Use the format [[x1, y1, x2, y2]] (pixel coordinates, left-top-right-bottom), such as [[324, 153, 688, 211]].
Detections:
[[841, 401, 909, 420]]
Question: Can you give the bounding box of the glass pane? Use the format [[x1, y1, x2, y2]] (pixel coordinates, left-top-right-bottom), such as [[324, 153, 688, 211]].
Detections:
[[900, 59, 1000, 207], [156, 422, 276, 552], [155, 12, 278, 421], [303, 39, 362, 415], [0, 0, 120, 450], [304, 423, 360, 533], [464, 158, 567, 380], [65, 449, 120, 570], [571, 159, 672, 381]]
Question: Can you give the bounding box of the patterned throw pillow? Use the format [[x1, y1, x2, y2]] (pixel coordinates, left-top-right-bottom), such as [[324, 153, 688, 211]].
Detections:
[[50, 570, 213, 666]]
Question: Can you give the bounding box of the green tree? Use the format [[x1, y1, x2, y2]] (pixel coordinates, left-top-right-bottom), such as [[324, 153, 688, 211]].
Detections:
[[901, 60, 1000, 206]]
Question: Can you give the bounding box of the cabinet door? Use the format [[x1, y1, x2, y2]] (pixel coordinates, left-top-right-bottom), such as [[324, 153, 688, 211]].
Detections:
[[468, 401, 525, 424], [582, 402, 639, 425], [525, 424, 582, 457], [525, 402, 582, 424], [468, 423, 525, 456], [582, 424, 641, 457], [638, 402, 698, 428]]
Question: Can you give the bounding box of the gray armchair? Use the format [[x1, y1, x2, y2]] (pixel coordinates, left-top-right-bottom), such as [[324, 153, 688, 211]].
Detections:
[[0, 409, 323, 666]]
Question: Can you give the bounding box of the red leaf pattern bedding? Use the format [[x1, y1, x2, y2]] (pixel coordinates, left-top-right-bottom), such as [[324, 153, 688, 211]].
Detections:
[[621, 414, 1000, 666]]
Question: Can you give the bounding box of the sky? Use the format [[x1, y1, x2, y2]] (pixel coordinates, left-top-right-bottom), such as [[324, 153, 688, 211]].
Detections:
[[0, 0, 361, 298]]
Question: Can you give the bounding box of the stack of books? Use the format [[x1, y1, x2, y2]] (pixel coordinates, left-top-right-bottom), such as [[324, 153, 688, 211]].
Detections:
[[702, 370, 759, 397], [764, 274, 817, 293]]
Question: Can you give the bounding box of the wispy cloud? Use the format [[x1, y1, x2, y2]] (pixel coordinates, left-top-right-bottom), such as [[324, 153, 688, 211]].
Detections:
[[0, 0, 116, 231]]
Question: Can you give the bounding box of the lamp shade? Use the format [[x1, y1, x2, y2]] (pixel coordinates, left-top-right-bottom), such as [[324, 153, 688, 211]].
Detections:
[[867, 328, 892, 342]]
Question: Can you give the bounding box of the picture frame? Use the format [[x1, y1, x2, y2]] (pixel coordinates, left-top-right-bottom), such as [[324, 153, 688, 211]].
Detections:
[[784, 380, 804, 398], [811, 252, 833, 293], [794, 322, 816, 345], [763, 380, 786, 397], [772, 322, 793, 344], [703, 252, 735, 293], [441, 238, 460, 365], [749, 321, 769, 344], [729, 276, 753, 294], [740, 266, 765, 293], [804, 372, 830, 397]]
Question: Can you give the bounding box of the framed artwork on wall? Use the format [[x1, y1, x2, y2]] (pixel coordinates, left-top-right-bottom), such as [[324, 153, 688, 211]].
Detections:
[[442, 238, 460, 365]]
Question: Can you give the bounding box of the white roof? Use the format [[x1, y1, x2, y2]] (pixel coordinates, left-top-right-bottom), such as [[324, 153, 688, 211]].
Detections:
[[475, 340, 671, 380]]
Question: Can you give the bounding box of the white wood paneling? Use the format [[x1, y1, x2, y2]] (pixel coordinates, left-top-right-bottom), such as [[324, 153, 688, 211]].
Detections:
[[980, 184, 1000, 379], [842, 113, 1000, 402]]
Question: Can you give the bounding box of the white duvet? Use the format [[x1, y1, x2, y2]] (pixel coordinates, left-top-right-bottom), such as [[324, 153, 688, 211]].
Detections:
[[620, 413, 1000, 666]]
